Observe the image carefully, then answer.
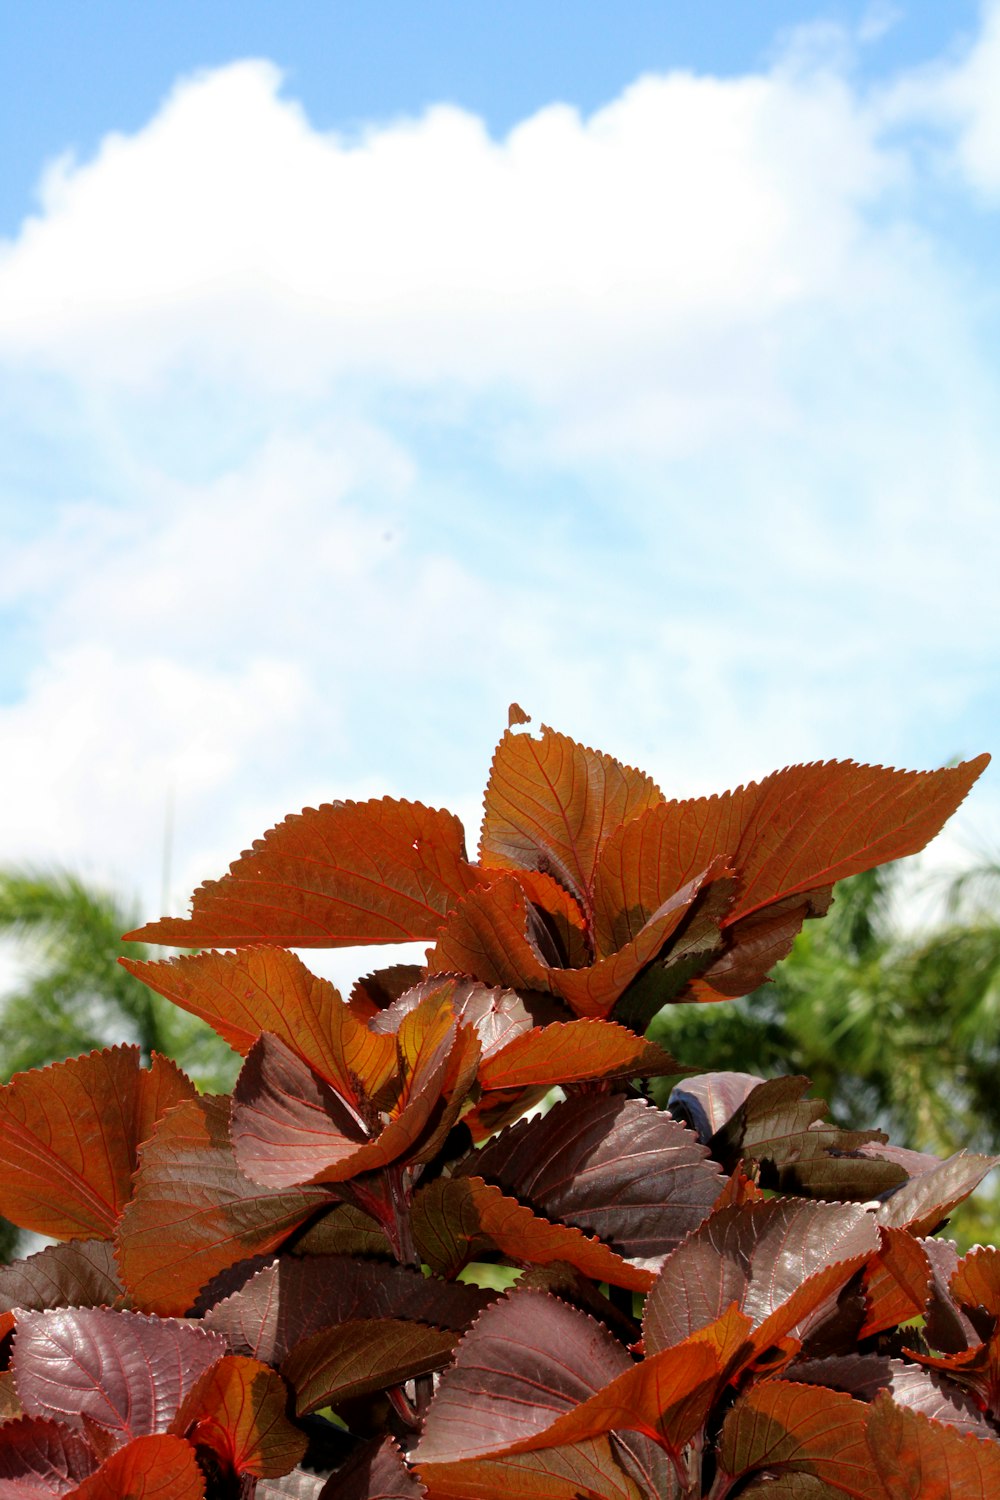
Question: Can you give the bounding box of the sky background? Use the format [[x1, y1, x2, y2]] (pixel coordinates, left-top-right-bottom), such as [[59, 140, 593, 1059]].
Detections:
[[1, 1, 998, 989]]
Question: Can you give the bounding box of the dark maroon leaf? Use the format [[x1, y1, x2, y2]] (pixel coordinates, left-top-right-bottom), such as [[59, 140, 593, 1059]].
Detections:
[[667, 1072, 766, 1143], [129, 798, 485, 949], [282, 1320, 457, 1415], [877, 1152, 999, 1236], [464, 1094, 723, 1263], [116, 1096, 331, 1316], [0, 1243, 124, 1341], [787, 1355, 995, 1440], [922, 1239, 979, 1354], [706, 1075, 905, 1200], [643, 1198, 878, 1363], [330, 1437, 426, 1500], [12, 1309, 226, 1440], [370, 976, 534, 1061], [0, 1417, 96, 1496], [411, 1177, 653, 1292], [686, 887, 834, 1001], [348, 966, 425, 1022], [716, 1380, 874, 1495], [285, 1203, 393, 1260], [414, 1290, 632, 1465], [203, 1255, 491, 1365]]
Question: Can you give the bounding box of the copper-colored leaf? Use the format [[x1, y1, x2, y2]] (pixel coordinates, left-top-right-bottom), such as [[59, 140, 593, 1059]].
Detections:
[[477, 1020, 683, 1092], [0, 1242, 124, 1342], [417, 1439, 644, 1500], [0, 1417, 96, 1494], [465, 1094, 722, 1262], [171, 1355, 306, 1479], [12, 1309, 226, 1441], [116, 1096, 330, 1316], [429, 868, 721, 1020], [203, 1256, 491, 1365], [877, 1151, 999, 1236], [348, 965, 425, 1023], [686, 887, 834, 1001], [643, 1199, 879, 1364], [411, 1177, 653, 1292], [866, 1390, 1000, 1497], [128, 799, 483, 949], [479, 725, 662, 922], [69, 1434, 205, 1500], [282, 1320, 457, 1415], [717, 1380, 875, 1496], [595, 756, 989, 947], [950, 1245, 1000, 1322], [786, 1355, 994, 1440], [859, 1228, 931, 1340], [122, 950, 396, 1102], [415, 1290, 632, 1465], [0, 1374, 22, 1424], [0, 1047, 194, 1242]]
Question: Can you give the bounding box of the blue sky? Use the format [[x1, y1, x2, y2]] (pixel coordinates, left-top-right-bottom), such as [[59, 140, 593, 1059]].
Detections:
[[0, 1, 997, 979]]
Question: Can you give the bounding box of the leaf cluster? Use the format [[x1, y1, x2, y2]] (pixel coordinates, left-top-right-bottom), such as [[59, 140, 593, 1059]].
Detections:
[[0, 714, 993, 1499]]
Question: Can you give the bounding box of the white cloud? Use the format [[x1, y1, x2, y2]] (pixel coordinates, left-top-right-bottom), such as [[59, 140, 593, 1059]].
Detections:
[[0, 16, 997, 960]]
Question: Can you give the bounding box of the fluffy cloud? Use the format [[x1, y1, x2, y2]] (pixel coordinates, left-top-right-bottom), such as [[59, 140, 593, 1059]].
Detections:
[[0, 12, 997, 951]]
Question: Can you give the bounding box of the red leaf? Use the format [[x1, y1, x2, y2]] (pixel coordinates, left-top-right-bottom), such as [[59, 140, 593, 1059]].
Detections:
[[497, 1312, 745, 1458], [465, 1094, 723, 1262], [643, 1199, 879, 1365], [414, 1290, 632, 1465], [68, 1435, 205, 1500], [877, 1151, 999, 1236], [717, 1381, 875, 1496], [171, 1356, 306, 1479], [332, 1436, 427, 1500], [477, 1020, 684, 1092], [348, 965, 425, 1022], [859, 1229, 931, 1340], [281, 1321, 457, 1416], [0, 1418, 96, 1497], [122, 950, 397, 1103], [0, 1048, 195, 1241], [115, 1097, 330, 1316], [127, 799, 483, 948], [203, 1255, 491, 1365], [0, 1242, 124, 1342], [429, 867, 721, 1019], [371, 977, 534, 1063], [231, 1003, 479, 1189], [594, 756, 989, 944], [411, 1177, 654, 1292], [417, 1439, 642, 1500], [479, 725, 662, 923], [865, 1391, 1000, 1497], [951, 1246, 1000, 1321], [12, 1309, 226, 1442]]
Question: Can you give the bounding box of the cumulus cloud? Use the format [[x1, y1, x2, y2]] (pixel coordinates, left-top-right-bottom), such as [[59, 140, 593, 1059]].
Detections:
[[0, 14, 997, 949]]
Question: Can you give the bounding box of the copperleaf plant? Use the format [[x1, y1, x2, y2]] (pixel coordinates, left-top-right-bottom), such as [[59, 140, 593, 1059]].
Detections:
[[0, 709, 993, 1498]]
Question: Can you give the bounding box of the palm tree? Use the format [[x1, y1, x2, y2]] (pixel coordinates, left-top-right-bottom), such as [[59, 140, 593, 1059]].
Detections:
[[0, 867, 240, 1261], [650, 860, 1000, 1245]]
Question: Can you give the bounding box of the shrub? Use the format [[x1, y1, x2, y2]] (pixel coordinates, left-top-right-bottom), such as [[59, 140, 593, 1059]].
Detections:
[[0, 711, 995, 1498]]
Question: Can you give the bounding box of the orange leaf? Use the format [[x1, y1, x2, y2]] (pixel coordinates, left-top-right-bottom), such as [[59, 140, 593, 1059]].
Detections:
[[116, 1096, 330, 1316], [171, 1355, 306, 1479], [866, 1391, 1000, 1496], [860, 1228, 931, 1340], [412, 1176, 654, 1292], [68, 1435, 205, 1500], [478, 1019, 683, 1092], [128, 798, 484, 948], [122, 949, 396, 1102], [0, 1047, 195, 1241], [480, 725, 662, 921]]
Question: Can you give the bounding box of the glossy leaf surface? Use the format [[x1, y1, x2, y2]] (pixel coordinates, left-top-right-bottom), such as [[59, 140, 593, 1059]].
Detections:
[[0, 1243, 124, 1342], [282, 1320, 457, 1415], [116, 1096, 330, 1316], [0, 1418, 96, 1496], [171, 1355, 306, 1478]]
